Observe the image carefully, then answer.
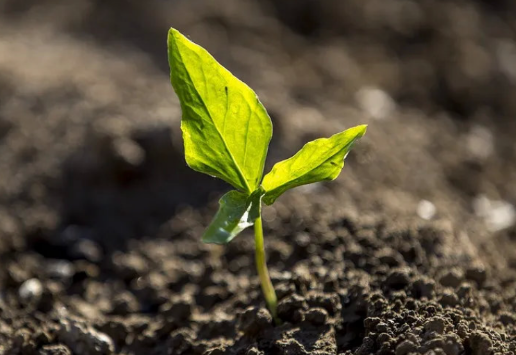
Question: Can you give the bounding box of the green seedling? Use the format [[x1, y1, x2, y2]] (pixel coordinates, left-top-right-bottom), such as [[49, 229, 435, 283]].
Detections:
[[167, 28, 366, 321]]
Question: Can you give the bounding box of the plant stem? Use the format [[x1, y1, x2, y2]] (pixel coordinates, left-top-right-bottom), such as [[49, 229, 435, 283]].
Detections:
[[254, 215, 278, 322]]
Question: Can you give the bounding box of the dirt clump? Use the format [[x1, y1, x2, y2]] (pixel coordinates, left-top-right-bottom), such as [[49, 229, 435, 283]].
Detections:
[[1, 0, 516, 354]]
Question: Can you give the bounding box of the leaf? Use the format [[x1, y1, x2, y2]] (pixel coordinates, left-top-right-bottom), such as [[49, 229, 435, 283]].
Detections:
[[261, 125, 367, 205], [202, 190, 263, 244], [168, 28, 273, 194]]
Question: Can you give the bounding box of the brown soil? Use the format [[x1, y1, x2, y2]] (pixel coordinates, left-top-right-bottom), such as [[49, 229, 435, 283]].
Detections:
[[1, 1, 516, 354]]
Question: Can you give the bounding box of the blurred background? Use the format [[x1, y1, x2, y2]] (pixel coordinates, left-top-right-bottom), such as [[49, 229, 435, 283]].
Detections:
[[0, 0, 515, 255], [1, 0, 516, 353]]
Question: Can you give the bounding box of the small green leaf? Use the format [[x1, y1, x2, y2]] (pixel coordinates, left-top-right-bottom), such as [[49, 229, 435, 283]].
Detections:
[[202, 189, 263, 244], [168, 28, 273, 194], [261, 125, 367, 205]]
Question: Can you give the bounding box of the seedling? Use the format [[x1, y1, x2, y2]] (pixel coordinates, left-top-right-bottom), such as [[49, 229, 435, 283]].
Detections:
[[167, 28, 366, 321]]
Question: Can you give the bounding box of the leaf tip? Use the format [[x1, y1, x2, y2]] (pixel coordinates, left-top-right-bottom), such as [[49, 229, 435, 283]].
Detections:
[[168, 28, 192, 50], [168, 27, 180, 39], [167, 28, 177, 44], [355, 124, 368, 138], [167, 28, 180, 58]]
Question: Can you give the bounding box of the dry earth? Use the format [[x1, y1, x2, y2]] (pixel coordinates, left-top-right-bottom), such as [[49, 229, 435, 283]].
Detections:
[[0, 1, 516, 354]]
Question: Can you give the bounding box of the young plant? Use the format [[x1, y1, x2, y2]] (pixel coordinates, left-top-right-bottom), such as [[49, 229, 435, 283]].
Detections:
[[167, 28, 366, 321]]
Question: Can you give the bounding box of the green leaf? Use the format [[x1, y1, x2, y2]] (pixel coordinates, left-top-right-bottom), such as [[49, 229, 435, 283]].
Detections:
[[168, 28, 273, 194], [261, 125, 367, 205], [202, 190, 263, 244]]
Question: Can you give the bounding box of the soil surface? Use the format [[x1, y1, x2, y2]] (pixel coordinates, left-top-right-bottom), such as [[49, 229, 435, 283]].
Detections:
[[1, 1, 516, 354]]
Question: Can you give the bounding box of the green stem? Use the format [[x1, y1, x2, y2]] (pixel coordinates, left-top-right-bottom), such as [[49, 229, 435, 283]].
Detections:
[[254, 215, 278, 323]]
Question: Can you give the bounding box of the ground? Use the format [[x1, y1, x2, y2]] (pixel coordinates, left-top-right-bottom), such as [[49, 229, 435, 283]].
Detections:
[[0, 0, 516, 354]]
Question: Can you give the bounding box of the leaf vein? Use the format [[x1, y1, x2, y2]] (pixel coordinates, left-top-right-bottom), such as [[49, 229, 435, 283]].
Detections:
[[242, 98, 255, 169], [173, 39, 252, 193]]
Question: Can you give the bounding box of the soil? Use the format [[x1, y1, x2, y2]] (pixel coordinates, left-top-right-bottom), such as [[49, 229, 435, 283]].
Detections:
[[1, 0, 516, 354]]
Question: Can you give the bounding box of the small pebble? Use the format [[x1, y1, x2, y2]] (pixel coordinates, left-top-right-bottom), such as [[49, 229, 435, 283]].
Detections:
[[19, 278, 43, 304], [466, 125, 494, 160], [70, 239, 102, 263], [356, 86, 396, 120], [112, 138, 145, 168], [417, 200, 436, 220], [473, 195, 516, 232], [46, 260, 75, 281]]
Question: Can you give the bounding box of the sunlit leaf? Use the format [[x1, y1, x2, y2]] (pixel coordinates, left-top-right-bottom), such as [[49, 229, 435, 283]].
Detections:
[[261, 125, 367, 205], [168, 28, 272, 194]]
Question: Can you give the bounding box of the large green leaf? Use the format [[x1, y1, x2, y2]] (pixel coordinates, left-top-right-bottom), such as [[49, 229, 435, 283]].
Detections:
[[202, 190, 263, 244], [261, 125, 367, 205], [168, 28, 273, 194]]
